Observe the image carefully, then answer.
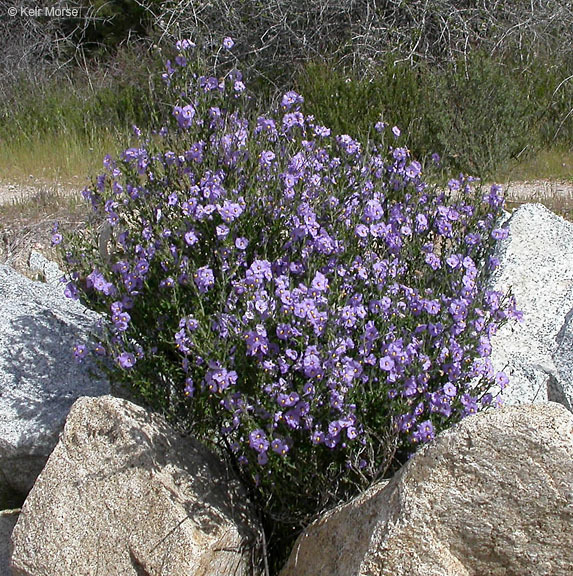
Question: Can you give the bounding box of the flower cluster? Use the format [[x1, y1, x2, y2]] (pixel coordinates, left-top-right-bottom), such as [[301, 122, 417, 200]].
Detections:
[[60, 37, 519, 527]]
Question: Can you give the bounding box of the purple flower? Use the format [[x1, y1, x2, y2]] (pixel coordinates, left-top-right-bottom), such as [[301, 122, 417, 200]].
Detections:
[[405, 161, 421, 179], [235, 237, 249, 250], [481, 393, 493, 406], [277, 392, 299, 408], [311, 430, 324, 445], [87, 269, 115, 296], [184, 377, 195, 397], [303, 352, 322, 378], [391, 126, 401, 138], [216, 224, 230, 239], [283, 112, 305, 131], [218, 200, 244, 223], [460, 393, 479, 415], [117, 352, 136, 369], [222, 37, 235, 50], [492, 228, 509, 240], [281, 90, 303, 110], [258, 452, 268, 465], [160, 276, 174, 289], [395, 413, 415, 433], [415, 214, 428, 232], [176, 39, 195, 51], [448, 179, 460, 191], [337, 134, 361, 156], [245, 325, 269, 356], [271, 437, 289, 456], [465, 233, 481, 246], [379, 356, 395, 372], [314, 125, 331, 138], [167, 192, 178, 206], [135, 259, 149, 276], [412, 420, 435, 443], [495, 371, 509, 390], [425, 253, 441, 270], [194, 266, 215, 293], [123, 274, 141, 294], [112, 311, 131, 332], [311, 271, 329, 292], [423, 299, 441, 315], [173, 104, 196, 129], [346, 426, 358, 440], [443, 382, 457, 397], [94, 342, 106, 356], [259, 150, 276, 168], [64, 282, 79, 300], [206, 365, 237, 393], [249, 429, 269, 453], [247, 260, 272, 284], [446, 254, 461, 269], [328, 420, 343, 437], [73, 343, 88, 362], [484, 184, 504, 207]]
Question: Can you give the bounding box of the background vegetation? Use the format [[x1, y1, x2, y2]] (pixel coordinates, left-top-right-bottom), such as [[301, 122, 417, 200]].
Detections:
[[0, 0, 572, 184]]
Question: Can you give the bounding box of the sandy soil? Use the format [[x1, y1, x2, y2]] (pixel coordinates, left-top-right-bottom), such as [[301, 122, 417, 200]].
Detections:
[[0, 180, 82, 206], [502, 179, 573, 203], [0, 179, 571, 207]]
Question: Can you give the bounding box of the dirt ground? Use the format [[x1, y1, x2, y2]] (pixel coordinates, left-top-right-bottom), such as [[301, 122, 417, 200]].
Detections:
[[1, 178, 572, 207]]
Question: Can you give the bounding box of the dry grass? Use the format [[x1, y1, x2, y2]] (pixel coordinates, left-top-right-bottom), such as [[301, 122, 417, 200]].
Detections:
[[495, 149, 573, 183], [0, 131, 123, 186], [0, 184, 88, 278]]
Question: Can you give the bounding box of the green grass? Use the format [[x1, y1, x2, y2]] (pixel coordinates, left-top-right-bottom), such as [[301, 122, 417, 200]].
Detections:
[[0, 46, 571, 185], [1, 130, 571, 189]]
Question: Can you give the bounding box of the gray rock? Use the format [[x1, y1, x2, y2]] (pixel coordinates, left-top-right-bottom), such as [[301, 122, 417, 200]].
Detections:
[[10, 396, 262, 576], [552, 308, 573, 411], [0, 509, 19, 576], [489, 203, 573, 410], [0, 264, 108, 496], [280, 403, 573, 576], [27, 250, 65, 288]]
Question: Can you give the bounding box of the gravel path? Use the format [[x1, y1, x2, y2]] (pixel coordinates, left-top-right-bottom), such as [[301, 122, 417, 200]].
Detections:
[[0, 181, 81, 206], [1, 179, 571, 207], [502, 180, 573, 203]]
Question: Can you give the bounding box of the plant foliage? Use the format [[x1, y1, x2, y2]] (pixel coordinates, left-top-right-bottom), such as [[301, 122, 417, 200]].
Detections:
[[58, 38, 521, 573]]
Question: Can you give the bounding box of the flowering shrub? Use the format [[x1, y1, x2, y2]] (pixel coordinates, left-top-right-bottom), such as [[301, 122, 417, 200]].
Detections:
[[58, 38, 520, 569]]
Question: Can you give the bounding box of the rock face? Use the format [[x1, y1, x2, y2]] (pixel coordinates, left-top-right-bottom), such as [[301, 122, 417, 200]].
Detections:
[[489, 203, 573, 411], [553, 309, 573, 411], [0, 264, 109, 496], [28, 250, 66, 287], [280, 402, 573, 576], [0, 509, 19, 576], [10, 396, 262, 576]]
